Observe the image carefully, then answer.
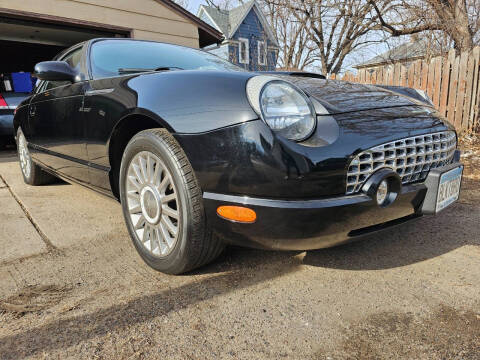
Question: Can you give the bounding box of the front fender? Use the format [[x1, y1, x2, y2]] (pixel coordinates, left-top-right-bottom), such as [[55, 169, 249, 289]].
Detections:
[[374, 85, 434, 106], [125, 70, 259, 133]]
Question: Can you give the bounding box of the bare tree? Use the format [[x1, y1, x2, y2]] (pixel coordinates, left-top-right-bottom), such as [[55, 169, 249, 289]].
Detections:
[[203, 0, 383, 73], [259, 1, 316, 70], [264, 0, 385, 74], [201, 0, 479, 74], [370, 0, 479, 52]]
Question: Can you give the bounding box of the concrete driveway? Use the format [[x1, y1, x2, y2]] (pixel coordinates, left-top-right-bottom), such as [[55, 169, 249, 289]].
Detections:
[[0, 149, 479, 359]]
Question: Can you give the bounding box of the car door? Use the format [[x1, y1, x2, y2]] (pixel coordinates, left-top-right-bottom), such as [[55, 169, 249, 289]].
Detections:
[[82, 76, 133, 194], [27, 46, 90, 184], [82, 41, 138, 194]]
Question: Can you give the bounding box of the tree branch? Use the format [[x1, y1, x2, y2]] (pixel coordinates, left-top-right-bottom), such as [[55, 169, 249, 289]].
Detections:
[[369, 0, 442, 36]]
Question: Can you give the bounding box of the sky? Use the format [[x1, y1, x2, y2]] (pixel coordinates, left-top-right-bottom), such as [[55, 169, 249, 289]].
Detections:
[[181, 0, 207, 14]]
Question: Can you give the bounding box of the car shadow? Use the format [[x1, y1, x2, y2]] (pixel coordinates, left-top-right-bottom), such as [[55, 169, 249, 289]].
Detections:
[[303, 198, 478, 270], [0, 255, 303, 359], [187, 246, 303, 276]]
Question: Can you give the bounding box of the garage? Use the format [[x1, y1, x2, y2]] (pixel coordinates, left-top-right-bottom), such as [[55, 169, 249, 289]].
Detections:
[[0, 1, 222, 70], [0, 0, 222, 145], [0, 16, 129, 75]]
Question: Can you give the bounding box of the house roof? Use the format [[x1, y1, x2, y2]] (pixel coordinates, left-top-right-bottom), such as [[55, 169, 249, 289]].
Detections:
[[354, 39, 434, 69], [199, 5, 229, 35], [197, 0, 278, 46], [154, 0, 223, 47], [228, 1, 254, 37]]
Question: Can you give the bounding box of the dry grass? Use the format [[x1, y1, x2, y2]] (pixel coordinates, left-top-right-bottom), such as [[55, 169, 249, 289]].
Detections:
[[458, 132, 480, 182]]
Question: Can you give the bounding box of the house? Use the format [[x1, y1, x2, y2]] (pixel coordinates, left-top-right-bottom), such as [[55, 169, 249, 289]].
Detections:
[[197, 0, 279, 71], [354, 38, 441, 71], [0, 0, 223, 75]]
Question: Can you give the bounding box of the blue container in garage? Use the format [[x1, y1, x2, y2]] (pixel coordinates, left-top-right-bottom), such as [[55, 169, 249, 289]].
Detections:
[[11, 72, 33, 93]]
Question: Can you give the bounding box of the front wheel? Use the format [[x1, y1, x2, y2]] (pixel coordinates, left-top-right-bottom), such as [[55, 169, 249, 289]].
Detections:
[[17, 128, 56, 185], [119, 129, 224, 274]]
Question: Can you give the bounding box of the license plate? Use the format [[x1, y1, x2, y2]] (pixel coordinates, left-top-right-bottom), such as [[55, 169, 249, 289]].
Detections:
[[436, 166, 463, 213]]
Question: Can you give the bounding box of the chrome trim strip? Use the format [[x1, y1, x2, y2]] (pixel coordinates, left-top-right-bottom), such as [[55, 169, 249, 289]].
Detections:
[[203, 192, 371, 209], [85, 89, 114, 96], [28, 143, 110, 172]]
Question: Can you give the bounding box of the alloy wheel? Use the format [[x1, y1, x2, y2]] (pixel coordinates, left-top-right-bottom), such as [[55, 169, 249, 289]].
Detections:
[[18, 132, 31, 179], [125, 151, 180, 257]]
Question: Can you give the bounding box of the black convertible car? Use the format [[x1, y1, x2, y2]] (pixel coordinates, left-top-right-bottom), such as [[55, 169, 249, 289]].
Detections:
[[14, 38, 463, 274]]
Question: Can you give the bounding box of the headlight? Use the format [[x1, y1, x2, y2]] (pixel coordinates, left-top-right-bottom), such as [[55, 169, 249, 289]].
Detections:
[[247, 77, 316, 141]]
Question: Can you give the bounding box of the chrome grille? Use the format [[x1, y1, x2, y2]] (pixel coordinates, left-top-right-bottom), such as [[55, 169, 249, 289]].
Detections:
[[346, 131, 457, 195]]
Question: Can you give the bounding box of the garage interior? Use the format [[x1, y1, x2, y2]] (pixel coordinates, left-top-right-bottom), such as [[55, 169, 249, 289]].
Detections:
[[0, 15, 128, 90]]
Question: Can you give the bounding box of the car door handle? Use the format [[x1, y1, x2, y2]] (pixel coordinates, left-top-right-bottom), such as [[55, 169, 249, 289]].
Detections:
[[29, 105, 36, 117], [85, 89, 114, 96]]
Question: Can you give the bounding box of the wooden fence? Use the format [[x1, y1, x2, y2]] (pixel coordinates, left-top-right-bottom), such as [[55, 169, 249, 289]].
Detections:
[[330, 47, 480, 133]]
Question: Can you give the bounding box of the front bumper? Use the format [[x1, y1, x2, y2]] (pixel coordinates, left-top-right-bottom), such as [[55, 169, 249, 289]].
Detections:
[[204, 161, 462, 250]]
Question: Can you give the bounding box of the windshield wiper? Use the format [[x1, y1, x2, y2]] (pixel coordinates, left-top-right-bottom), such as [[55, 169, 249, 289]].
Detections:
[[118, 67, 183, 74]]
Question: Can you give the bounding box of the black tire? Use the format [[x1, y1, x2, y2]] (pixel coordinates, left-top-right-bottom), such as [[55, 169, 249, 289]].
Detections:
[[17, 128, 56, 186], [119, 128, 224, 274]]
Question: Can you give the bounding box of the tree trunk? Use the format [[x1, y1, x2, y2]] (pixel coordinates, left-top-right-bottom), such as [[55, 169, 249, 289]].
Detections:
[[451, 0, 473, 51], [429, 0, 474, 51]]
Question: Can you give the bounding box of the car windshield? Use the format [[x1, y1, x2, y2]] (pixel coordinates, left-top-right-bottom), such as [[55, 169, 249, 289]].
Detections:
[[90, 40, 243, 79]]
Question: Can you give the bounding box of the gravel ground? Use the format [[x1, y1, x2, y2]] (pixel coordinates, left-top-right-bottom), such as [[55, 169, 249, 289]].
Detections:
[[0, 146, 479, 360]]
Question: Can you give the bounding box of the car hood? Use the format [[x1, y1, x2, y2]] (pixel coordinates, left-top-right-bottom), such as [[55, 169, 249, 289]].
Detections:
[[278, 77, 453, 151], [282, 77, 426, 114]]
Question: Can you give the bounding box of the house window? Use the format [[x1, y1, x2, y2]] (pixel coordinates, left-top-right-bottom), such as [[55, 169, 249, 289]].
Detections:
[[239, 38, 249, 64], [258, 41, 266, 65]]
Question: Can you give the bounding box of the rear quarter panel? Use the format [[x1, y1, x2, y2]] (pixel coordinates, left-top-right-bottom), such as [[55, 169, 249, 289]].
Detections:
[[12, 99, 31, 139]]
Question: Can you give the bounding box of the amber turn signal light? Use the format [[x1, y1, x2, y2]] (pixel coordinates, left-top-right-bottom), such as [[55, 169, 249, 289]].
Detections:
[[217, 206, 257, 223]]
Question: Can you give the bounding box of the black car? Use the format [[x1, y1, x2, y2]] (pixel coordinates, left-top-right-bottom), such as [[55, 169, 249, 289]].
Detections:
[[14, 38, 463, 274], [1, 91, 29, 148]]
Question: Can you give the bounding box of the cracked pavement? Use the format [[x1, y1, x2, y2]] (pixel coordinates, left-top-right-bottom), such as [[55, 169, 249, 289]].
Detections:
[[0, 148, 479, 359]]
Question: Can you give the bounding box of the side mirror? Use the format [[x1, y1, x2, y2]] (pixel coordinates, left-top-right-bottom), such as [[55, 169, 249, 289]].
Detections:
[[33, 61, 80, 82]]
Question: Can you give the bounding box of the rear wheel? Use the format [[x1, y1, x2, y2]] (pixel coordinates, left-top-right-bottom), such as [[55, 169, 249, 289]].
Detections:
[[17, 128, 56, 185], [119, 128, 224, 274]]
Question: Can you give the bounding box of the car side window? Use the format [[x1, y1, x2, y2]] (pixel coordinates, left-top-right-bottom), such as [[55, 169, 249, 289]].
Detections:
[[65, 49, 82, 70], [43, 47, 83, 91], [34, 80, 46, 94]]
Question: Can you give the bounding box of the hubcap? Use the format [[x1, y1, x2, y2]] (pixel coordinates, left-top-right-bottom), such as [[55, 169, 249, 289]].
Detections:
[[140, 186, 162, 223], [18, 133, 31, 178], [126, 151, 180, 257]]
